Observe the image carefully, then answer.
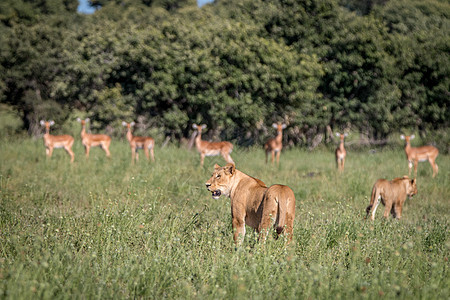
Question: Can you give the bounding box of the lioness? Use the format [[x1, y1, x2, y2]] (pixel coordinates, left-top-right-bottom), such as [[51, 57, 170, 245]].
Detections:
[[205, 163, 296, 245], [365, 176, 417, 220]]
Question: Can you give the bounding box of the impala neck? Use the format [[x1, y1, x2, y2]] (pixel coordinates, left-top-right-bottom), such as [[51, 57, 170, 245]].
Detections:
[[276, 130, 282, 142], [195, 130, 202, 145], [126, 128, 133, 142], [339, 139, 345, 151], [80, 124, 86, 138]]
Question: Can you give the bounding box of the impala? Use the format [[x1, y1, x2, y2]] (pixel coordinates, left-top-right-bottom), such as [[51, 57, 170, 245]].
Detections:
[[335, 132, 348, 172], [77, 118, 111, 158], [122, 121, 155, 163], [192, 124, 234, 167], [400, 134, 439, 178], [40, 120, 75, 162], [264, 123, 286, 164]]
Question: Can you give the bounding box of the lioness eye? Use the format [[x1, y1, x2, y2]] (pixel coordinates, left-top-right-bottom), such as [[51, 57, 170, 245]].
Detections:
[[216, 174, 221, 178]]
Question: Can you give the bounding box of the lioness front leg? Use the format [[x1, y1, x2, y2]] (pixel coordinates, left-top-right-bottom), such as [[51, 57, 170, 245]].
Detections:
[[232, 217, 246, 245], [383, 202, 393, 219]]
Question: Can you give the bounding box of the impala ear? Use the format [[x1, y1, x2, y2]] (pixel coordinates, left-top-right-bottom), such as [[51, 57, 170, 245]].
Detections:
[[410, 134, 415, 140], [201, 124, 207, 129], [335, 132, 341, 137], [49, 120, 55, 126], [224, 163, 235, 175], [85, 118, 90, 122], [192, 124, 198, 129], [281, 124, 287, 129], [76, 117, 81, 123], [400, 135, 405, 140], [130, 121, 135, 127], [214, 164, 221, 170], [344, 133, 348, 137], [40, 120, 45, 126], [272, 123, 278, 129], [122, 121, 127, 126]]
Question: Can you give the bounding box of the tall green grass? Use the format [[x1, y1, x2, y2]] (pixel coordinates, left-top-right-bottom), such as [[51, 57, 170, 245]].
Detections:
[[0, 138, 448, 299]]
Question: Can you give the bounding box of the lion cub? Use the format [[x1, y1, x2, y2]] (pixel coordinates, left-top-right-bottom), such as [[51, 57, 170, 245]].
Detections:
[[366, 176, 417, 220], [206, 163, 296, 245]]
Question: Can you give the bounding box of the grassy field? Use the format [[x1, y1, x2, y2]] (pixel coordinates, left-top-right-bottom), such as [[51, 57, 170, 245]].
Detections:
[[0, 138, 448, 299]]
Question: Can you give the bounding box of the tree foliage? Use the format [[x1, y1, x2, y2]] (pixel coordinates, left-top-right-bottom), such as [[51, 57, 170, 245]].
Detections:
[[0, 0, 448, 146]]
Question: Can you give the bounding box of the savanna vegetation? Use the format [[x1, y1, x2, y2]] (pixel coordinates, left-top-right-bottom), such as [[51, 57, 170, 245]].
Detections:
[[0, 129, 448, 298]]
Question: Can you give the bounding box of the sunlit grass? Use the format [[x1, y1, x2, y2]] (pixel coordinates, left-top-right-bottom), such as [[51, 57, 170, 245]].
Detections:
[[0, 138, 448, 299]]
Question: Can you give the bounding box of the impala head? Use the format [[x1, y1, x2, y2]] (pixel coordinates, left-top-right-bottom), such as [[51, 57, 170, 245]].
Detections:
[[122, 121, 135, 129], [192, 124, 207, 134], [336, 132, 348, 141], [272, 123, 287, 133], [77, 118, 90, 126], [205, 163, 236, 199], [40, 120, 55, 133], [400, 134, 415, 144]]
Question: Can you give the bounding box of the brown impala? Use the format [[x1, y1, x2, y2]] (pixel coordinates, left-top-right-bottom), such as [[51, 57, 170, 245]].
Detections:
[[40, 120, 75, 163], [264, 123, 286, 164], [335, 132, 348, 172], [77, 118, 111, 158], [192, 124, 234, 167], [122, 121, 155, 163], [400, 134, 439, 178]]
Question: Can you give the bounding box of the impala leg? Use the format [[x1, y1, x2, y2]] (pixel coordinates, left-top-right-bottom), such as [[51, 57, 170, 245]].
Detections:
[[47, 147, 53, 157], [413, 160, 418, 178], [65, 146, 75, 163], [131, 147, 136, 163], [150, 147, 155, 162], [104, 145, 111, 157], [200, 153, 205, 167], [144, 148, 150, 160], [85, 146, 90, 158], [276, 150, 281, 165], [341, 157, 345, 171], [271, 151, 275, 164], [135, 151, 139, 162], [408, 160, 413, 177], [429, 157, 438, 178]]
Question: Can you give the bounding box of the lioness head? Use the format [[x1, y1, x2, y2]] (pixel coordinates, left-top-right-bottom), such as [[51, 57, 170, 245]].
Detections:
[[406, 177, 418, 198], [205, 163, 235, 199]]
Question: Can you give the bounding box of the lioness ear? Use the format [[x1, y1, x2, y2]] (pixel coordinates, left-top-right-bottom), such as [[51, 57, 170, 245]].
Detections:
[[412, 178, 416, 185], [214, 164, 221, 171], [225, 163, 235, 175]]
